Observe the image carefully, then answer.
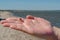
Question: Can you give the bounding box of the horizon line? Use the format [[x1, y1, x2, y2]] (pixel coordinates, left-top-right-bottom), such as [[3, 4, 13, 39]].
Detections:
[[0, 9, 60, 11]]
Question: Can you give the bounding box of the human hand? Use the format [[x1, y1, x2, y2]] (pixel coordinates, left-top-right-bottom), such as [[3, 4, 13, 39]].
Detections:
[[0, 15, 53, 35]]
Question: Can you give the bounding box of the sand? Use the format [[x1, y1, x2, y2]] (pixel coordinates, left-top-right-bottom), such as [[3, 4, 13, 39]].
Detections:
[[0, 25, 46, 40], [0, 11, 46, 40]]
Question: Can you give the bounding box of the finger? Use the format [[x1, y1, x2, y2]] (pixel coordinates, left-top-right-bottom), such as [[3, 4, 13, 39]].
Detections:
[[6, 17, 24, 22], [2, 23, 23, 30], [0, 20, 8, 24], [1, 18, 24, 23], [10, 23, 27, 32], [26, 15, 34, 19], [26, 15, 41, 24], [14, 18, 24, 24], [0, 20, 16, 24], [6, 17, 19, 21], [26, 15, 40, 23], [19, 17, 24, 22], [2, 23, 10, 27], [7, 18, 24, 23]]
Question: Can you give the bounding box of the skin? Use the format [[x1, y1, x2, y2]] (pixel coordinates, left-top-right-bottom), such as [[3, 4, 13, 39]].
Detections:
[[0, 15, 59, 40]]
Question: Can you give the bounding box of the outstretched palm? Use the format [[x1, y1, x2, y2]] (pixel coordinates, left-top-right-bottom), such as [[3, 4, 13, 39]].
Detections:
[[0, 15, 53, 35]]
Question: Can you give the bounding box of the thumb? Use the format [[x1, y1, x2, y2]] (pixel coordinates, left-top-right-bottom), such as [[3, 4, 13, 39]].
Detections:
[[26, 15, 34, 19]]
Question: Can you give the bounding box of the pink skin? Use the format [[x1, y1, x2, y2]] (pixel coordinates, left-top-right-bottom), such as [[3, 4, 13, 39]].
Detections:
[[0, 15, 58, 40], [0, 15, 53, 35]]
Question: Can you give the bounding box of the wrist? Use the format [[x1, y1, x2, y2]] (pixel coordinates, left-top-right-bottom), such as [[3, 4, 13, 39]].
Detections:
[[52, 26, 58, 40], [45, 26, 58, 40]]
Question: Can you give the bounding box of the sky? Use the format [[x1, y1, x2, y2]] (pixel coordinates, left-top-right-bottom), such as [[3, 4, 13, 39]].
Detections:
[[0, 0, 60, 10]]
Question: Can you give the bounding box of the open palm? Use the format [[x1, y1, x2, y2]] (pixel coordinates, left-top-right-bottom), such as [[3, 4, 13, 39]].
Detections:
[[0, 15, 53, 35]]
